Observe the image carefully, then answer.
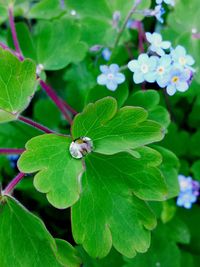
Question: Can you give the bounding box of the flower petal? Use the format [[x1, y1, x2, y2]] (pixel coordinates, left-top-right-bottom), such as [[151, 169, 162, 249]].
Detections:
[[106, 80, 118, 91], [100, 65, 109, 73], [97, 74, 107, 85], [110, 64, 119, 73], [144, 72, 157, 83], [115, 73, 125, 84], [166, 84, 176, 95], [128, 60, 139, 72], [176, 81, 188, 92], [133, 72, 144, 84], [161, 41, 171, 49]]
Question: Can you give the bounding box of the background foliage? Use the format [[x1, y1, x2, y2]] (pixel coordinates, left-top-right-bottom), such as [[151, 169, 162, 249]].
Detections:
[[0, 0, 200, 266]]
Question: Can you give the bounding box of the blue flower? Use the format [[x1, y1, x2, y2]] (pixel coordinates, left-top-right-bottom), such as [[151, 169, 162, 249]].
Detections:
[[128, 53, 158, 84], [156, 0, 175, 6], [176, 174, 199, 209], [97, 64, 125, 91], [155, 55, 172, 87], [146, 32, 171, 56], [154, 5, 165, 23], [178, 175, 193, 192], [170, 45, 195, 69], [165, 67, 190, 95], [7, 154, 19, 168], [102, 48, 111, 61], [177, 191, 197, 209]]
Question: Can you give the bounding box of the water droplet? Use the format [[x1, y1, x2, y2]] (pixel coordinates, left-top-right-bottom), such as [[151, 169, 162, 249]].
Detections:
[[69, 137, 93, 159]]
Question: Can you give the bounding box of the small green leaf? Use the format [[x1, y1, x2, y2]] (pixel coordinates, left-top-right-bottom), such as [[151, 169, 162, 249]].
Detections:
[[0, 121, 41, 148], [0, 196, 65, 267], [34, 18, 88, 70], [153, 146, 180, 199], [72, 97, 164, 155], [72, 151, 168, 258], [18, 134, 84, 209], [55, 239, 82, 267], [124, 220, 182, 267], [191, 160, 200, 181], [0, 48, 36, 123], [28, 0, 64, 20], [77, 247, 125, 267], [125, 90, 170, 129]]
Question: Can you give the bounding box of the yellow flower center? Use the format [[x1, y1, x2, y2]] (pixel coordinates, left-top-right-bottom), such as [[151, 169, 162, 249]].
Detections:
[[172, 76, 179, 83]]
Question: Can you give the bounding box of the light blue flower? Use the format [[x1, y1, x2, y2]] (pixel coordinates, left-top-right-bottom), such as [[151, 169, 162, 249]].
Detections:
[[155, 55, 172, 87], [176, 174, 200, 209], [102, 48, 111, 61], [154, 5, 165, 23], [165, 67, 190, 95], [97, 64, 125, 91], [156, 0, 175, 6], [128, 54, 158, 84], [146, 32, 171, 56], [170, 45, 195, 69], [178, 175, 193, 192], [177, 191, 197, 209]]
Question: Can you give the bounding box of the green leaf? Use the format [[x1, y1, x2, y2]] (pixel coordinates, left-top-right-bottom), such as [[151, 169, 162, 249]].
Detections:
[[18, 134, 84, 209], [0, 196, 65, 267], [191, 160, 200, 181], [77, 247, 125, 267], [153, 146, 180, 199], [34, 18, 88, 70], [28, 0, 64, 20], [86, 83, 129, 108], [8, 22, 37, 61], [161, 123, 190, 157], [33, 99, 61, 129], [125, 90, 170, 129], [72, 151, 168, 258], [72, 97, 164, 155], [124, 220, 182, 267], [55, 239, 82, 267], [0, 121, 41, 148], [0, 48, 36, 123]]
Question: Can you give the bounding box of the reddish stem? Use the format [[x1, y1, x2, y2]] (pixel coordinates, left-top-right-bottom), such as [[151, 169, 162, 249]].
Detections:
[[8, 5, 23, 60], [18, 115, 54, 134], [0, 148, 24, 154], [39, 80, 73, 124], [3, 173, 25, 195], [136, 21, 145, 53]]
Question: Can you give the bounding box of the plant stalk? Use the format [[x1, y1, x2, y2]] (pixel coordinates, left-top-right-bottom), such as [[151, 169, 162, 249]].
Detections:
[[39, 80, 73, 124], [0, 148, 24, 154], [3, 172, 25, 195], [18, 115, 55, 134], [8, 4, 23, 60]]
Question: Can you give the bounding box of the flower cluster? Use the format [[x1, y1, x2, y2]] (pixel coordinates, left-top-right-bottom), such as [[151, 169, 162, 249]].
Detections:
[[177, 175, 200, 209], [97, 64, 125, 91], [128, 32, 195, 95]]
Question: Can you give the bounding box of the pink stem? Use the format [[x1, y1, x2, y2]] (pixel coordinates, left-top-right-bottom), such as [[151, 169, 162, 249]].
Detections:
[[8, 5, 23, 60], [3, 172, 25, 195], [0, 148, 24, 154], [18, 115, 54, 134], [39, 80, 73, 124], [0, 41, 24, 60], [136, 21, 145, 53]]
